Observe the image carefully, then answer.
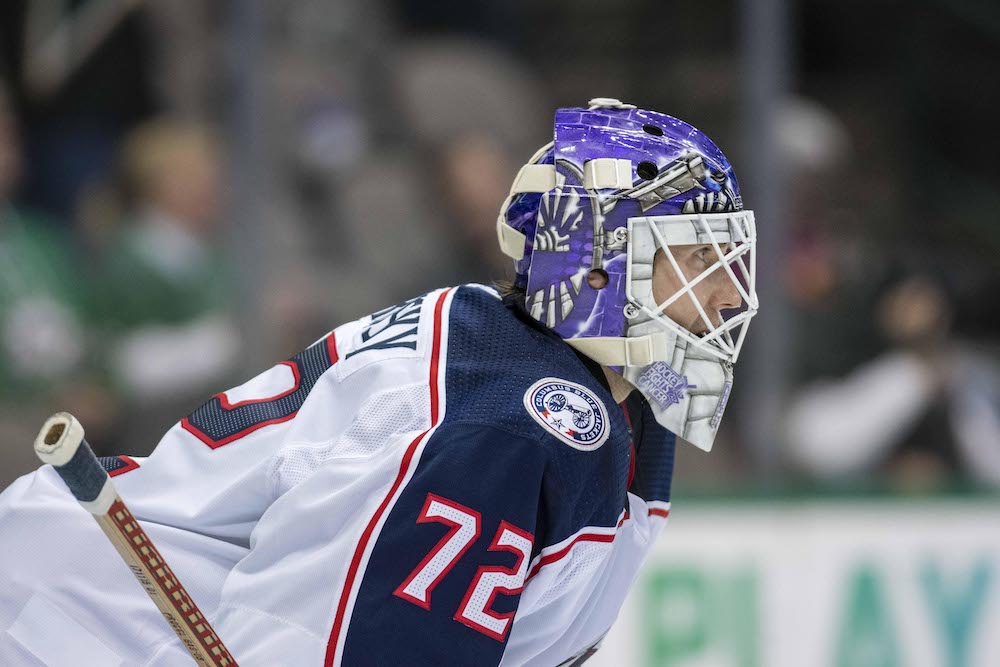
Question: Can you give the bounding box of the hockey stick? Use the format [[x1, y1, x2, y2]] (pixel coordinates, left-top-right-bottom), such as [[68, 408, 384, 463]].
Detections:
[[33, 412, 238, 667]]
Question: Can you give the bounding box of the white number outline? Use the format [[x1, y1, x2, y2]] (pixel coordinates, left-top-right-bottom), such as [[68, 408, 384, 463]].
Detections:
[[454, 521, 534, 641], [393, 493, 481, 610]]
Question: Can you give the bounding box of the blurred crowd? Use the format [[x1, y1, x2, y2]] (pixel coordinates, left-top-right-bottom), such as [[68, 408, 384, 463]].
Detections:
[[0, 0, 997, 493]]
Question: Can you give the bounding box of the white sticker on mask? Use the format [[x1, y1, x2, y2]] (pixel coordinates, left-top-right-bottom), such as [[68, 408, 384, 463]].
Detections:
[[634, 362, 697, 409]]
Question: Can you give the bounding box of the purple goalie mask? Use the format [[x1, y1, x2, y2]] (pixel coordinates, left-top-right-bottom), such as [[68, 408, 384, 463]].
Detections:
[[496, 98, 758, 451]]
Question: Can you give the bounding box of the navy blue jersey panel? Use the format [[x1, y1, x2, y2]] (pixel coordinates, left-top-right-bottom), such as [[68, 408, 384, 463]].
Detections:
[[341, 422, 546, 666], [184, 334, 335, 446], [97, 455, 130, 475], [625, 393, 676, 503], [443, 287, 631, 542]]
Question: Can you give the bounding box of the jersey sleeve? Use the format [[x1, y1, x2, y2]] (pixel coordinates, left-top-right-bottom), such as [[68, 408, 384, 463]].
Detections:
[[111, 330, 341, 544], [1, 288, 464, 665], [0, 331, 343, 666]]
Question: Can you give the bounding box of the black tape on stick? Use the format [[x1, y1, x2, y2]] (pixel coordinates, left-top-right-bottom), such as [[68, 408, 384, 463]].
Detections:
[[51, 438, 109, 504]]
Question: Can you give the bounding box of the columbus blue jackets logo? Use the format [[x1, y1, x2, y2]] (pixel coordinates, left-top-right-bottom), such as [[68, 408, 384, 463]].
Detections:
[[524, 378, 609, 451]]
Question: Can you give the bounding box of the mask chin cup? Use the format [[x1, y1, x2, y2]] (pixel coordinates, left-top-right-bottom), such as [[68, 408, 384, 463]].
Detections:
[[621, 321, 733, 452]]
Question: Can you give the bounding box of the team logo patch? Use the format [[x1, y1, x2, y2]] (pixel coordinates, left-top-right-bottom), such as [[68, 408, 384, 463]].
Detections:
[[635, 362, 697, 410], [524, 378, 610, 451]]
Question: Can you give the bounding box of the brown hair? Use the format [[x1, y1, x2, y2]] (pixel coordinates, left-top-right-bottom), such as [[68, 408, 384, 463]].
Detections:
[[494, 279, 526, 306]]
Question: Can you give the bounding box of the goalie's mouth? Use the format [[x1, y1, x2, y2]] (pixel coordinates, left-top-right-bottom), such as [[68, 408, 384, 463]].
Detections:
[[690, 313, 725, 336]]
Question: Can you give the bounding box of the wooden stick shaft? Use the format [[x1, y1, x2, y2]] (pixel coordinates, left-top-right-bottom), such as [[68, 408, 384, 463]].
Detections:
[[94, 495, 236, 666], [34, 412, 238, 666]]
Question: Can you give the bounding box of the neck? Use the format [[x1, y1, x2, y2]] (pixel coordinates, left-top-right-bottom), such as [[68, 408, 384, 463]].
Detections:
[[602, 366, 635, 403]]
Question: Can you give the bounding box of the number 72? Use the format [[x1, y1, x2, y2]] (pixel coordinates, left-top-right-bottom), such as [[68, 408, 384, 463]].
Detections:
[[393, 493, 534, 642]]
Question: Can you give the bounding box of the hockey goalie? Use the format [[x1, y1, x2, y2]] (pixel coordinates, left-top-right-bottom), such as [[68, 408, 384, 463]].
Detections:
[[0, 98, 757, 666]]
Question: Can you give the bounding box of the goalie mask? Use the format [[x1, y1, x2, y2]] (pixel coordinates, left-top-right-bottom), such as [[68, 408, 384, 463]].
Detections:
[[496, 98, 758, 451]]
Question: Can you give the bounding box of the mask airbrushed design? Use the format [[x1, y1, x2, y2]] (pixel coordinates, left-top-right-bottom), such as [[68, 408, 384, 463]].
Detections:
[[497, 98, 758, 451]]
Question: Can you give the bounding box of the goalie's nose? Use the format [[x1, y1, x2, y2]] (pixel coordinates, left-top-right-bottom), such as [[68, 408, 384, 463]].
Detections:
[[704, 261, 744, 318], [716, 275, 743, 311]]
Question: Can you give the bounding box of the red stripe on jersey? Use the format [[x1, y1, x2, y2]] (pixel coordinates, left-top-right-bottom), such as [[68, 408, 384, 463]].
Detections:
[[326, 331, 338, 367], [181, 412, 297, 449], [324, 288, 451, 667], [107, 455, 140, 477], [649, 507, 671, 518], [526, 531, 616, 581], [217, 361, 302, 409], [526, 509, 630, 581]]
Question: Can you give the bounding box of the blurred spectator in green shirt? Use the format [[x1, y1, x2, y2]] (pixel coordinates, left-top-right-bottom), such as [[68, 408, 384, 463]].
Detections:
[[93, 119, 239, 454]]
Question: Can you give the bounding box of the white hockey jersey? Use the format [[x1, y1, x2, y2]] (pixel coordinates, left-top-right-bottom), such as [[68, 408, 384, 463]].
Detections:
[[0, 285, 676, 666]]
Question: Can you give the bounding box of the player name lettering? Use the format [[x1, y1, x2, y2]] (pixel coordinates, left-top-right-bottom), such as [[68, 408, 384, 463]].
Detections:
[[347, 295, 425, 359]]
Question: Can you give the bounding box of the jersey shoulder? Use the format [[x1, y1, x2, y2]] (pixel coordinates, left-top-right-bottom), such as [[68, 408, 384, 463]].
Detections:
[[440, 285, 633, 536], [442, 284, 619, 441]]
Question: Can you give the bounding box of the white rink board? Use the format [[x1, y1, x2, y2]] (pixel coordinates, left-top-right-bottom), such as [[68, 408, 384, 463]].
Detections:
[[588, 500, 1000, 667]]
